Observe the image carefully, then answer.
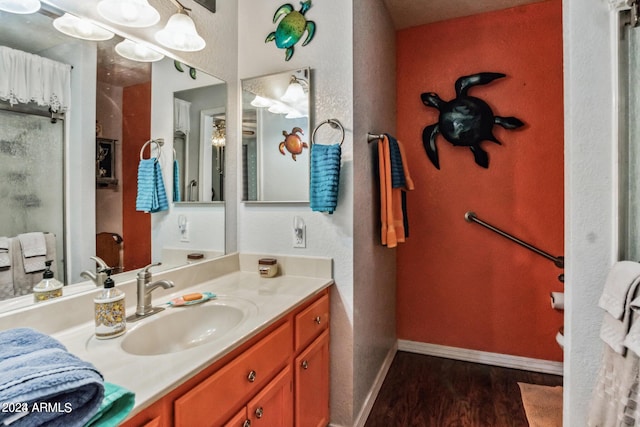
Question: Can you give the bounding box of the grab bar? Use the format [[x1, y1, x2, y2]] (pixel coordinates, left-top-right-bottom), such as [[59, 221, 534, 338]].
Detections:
[[465, 211, 564, 268]]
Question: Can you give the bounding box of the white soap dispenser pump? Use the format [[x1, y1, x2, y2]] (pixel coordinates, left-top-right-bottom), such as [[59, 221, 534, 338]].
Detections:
[[33, 260, 63, 303]]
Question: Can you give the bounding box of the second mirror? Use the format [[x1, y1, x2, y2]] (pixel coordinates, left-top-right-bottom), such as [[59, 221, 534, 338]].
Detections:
[[241, 68, 311, 203]]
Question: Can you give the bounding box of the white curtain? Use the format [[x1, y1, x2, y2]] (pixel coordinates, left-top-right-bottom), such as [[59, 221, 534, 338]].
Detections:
[[174, 98, 191, 134], [0, 46, 71, 113]]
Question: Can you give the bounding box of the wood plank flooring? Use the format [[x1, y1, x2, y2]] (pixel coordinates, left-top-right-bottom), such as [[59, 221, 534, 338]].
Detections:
[[364, 351, 563, 427]]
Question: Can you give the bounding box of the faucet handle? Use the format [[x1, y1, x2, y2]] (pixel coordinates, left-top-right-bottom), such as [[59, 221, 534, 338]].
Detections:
[[137, 262, 162, 279]]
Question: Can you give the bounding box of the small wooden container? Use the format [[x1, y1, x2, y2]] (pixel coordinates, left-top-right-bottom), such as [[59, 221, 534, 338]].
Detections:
[[258, 258, 278, 278]]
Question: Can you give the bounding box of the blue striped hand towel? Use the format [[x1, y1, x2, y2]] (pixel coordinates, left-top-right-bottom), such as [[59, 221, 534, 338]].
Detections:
[[310, 143, 341, 214], [173, 159, 181, 202], [136, 159, 169, 213]]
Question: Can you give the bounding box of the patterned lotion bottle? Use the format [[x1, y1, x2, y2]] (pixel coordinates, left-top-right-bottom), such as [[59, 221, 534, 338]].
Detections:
[[94, 270, 126, 339]]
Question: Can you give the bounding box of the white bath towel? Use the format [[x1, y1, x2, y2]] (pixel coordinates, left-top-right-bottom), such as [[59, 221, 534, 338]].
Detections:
[[18, 232, 47, 273], [0, 237, 12, 301], [12, 233, 56, 296], [598, 270, 640, 354], [588, 341, 640, 426], [18, 232, 47, 257], [599, 260, 640, 319], [0, 236, 9, 268]]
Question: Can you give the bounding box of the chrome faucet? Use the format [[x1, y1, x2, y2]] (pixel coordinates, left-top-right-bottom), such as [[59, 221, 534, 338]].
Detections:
[[134, 262, 175, 317], [80, 256, 110, 287]]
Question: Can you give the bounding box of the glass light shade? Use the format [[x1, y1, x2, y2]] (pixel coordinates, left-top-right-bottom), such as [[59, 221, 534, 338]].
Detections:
[[53, 13, 114, 41], [250, 95, 273, 108], [115, 39, 164, 62], [0, 0, 40, 14], [267, 101, 291, 115], [285, 109, 305, 119], [280, 81, 305, 103], [97, 0, 160, 28], [155, 13, 205, 52]]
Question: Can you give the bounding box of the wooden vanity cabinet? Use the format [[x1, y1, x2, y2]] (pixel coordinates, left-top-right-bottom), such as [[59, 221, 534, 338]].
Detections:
[[121, 289, 330, 427], [295, 330, 329, 427]]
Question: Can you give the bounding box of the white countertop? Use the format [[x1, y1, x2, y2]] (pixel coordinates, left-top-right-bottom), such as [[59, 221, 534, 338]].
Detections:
[[0, 253, 333, 421]]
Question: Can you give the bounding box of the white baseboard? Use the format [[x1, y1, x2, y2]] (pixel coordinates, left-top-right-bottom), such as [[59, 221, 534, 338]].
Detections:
[[398, 339, 564, 376], [350, 342, 398, 427]]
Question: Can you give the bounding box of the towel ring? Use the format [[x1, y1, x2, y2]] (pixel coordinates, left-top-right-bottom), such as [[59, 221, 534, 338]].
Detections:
[[311, 119, 345, 146], [140, 139, 164, 161]]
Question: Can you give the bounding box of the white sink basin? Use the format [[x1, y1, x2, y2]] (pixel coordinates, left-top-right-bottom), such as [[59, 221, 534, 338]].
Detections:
[[120, 298, 257, 356]]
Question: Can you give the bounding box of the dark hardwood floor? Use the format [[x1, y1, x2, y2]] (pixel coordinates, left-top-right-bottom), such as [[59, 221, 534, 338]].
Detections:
[[364, 351, 563, 427]]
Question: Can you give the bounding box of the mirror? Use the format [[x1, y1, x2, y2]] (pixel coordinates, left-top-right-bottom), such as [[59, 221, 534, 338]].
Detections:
[[0, 4, 226, 309], [173, 83, 227, 203], [241, 68, 311, 202]]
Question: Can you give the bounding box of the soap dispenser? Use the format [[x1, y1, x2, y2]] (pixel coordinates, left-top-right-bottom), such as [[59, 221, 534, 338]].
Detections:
[[94, 270, 126, 339], [33, 260, 63, 302]]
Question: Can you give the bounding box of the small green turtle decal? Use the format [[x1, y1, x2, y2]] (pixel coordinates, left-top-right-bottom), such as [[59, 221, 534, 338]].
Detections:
[[265, 0, 316, 61]]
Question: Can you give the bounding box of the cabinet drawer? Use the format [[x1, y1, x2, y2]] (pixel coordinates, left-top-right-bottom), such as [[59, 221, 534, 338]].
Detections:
[[295, 294, 329, 352], [174, 321, 293, 427]]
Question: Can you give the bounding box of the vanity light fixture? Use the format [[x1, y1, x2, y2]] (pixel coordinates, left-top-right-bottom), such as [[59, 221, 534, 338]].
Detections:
[[97, 0, 160, 28], [280, 76, 308, 104], [250, 95, 274, 108], [155, 0, 205, 52], [0, 0, 40, 14], [53, 13, 114, 41], [115, 39, 164, 62], [267, 101, 291, 115]]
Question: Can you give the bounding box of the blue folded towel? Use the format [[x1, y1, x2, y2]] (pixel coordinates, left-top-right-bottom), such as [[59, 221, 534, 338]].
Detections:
[[173, 159, 181, 202], [310, 143, 341, 214], [386, 134, 406, 189], [0, 328, 104, 427], [136, 158, 169, 213], [85, 382, 135, 427]]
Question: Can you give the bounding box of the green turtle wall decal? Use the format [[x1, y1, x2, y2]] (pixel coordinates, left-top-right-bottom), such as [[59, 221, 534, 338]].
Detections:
[[265, 0, 316, 61]]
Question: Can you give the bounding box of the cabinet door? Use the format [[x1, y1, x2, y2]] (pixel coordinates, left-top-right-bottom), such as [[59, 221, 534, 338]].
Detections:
[[295, 330, 329, 427], [247, 366, 293, 427]]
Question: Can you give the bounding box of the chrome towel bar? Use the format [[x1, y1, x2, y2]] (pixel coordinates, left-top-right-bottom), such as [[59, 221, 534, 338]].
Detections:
[[465, 211, 564, 268]]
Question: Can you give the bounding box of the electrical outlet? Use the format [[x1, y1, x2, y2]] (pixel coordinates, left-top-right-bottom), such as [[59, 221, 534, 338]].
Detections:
[[180, 225, 189, 242], [293, 216, 306, 248], [293, 224, 306, 248]]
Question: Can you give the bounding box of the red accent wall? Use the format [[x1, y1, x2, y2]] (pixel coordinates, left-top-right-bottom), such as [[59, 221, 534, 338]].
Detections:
[[122, 82, 152, 271], [396, 0, 564, 361]]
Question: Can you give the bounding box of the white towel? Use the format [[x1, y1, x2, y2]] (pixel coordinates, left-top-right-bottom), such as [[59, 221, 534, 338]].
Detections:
[[18, 232, 47, 273], [18, 232, 47, 258], [0, 237, 12, 301], [12, 233, 56, 296], [599, 261, 640, 319], [0, 236, 9, 268], [599, 273, 640, 354]]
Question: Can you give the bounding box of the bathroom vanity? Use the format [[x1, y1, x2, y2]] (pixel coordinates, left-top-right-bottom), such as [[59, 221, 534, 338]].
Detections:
[[0, 253, 333, 427], [123, 290, 329, 427]]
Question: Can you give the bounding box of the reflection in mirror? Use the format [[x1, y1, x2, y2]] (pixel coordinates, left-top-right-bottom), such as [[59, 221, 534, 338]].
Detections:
[[0, 5, 227, 310], [173, 83, 227, 203], [242, 68, 311, 202]]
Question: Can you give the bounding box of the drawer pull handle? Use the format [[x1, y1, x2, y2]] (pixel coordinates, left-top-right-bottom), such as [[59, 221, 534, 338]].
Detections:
[[247, 370, 257, 383], [242, 421, 251, 427], [314, 316, 322, 324], [301, 360, 309, 370], [255, 407, 264, 419]]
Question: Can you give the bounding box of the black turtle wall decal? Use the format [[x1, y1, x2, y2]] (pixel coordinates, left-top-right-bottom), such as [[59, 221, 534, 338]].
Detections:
[[420, 72, 524, 169]]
